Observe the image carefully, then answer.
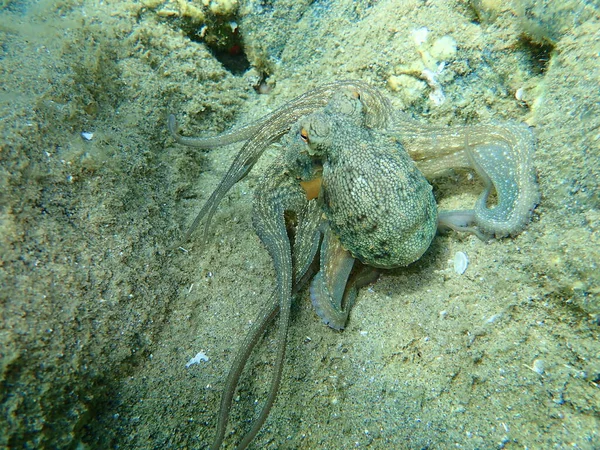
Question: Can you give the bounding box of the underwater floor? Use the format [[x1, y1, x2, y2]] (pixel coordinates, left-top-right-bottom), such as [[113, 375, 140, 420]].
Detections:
[[1, 0, 598, 448]]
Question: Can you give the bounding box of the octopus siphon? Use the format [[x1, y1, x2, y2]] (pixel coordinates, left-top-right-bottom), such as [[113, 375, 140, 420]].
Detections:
[[168, 80, 539, 449]]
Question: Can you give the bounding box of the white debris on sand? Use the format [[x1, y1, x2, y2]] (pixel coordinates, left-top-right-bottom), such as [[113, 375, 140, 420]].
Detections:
[[453, 251, 469, 275], [185, 351, 209, 368]]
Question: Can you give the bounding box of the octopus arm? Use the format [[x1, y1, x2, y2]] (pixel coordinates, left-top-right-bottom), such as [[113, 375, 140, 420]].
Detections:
[[170, 81, 392, 245], [167, 81, 392, 149], [392, 116, 539, 238], [310, 228, 357, 330]]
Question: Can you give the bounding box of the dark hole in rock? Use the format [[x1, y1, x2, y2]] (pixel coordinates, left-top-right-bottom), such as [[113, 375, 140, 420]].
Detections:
[[517, 36, 554, 76], [183, 19, 250, 75]]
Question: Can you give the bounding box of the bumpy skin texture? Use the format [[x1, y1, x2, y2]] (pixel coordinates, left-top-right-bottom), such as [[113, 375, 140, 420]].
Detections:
[[167, 81, 539, 450], [299, 91, 437, 269]]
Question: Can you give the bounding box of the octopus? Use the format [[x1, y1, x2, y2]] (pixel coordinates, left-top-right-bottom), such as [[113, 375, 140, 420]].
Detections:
[[168, 80, 539, 449]]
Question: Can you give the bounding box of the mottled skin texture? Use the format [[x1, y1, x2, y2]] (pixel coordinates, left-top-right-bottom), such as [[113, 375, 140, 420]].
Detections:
[[299, 91, 437, 269], [167, 81, 539, 450]]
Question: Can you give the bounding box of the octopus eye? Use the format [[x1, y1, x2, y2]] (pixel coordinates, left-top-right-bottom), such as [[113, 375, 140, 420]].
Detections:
[[300, 127, 310, 143], [352, 90, 361, 100]]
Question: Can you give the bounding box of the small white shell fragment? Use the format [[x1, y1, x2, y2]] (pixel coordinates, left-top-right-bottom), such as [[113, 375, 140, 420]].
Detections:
[[186, 351, 209, 368], [453, 251, 469, 275], [486, 313, 503, 324], [411, 27, 429, 46], [532, 358, 545, 375], [81, 131, 94, 141], [421, 69, 446, 106], [515, 87, 525, 101]]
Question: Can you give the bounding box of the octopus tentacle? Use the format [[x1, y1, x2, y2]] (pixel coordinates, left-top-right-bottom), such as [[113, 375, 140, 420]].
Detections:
[[210, 200, 322, 450], [169, 81, 392, 245], [209, 160, 321, 449], [310, 228, 356, 330], [210, 291, 278, 450], [391, 115, 539, 238], [232, 165, 307, 449]]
